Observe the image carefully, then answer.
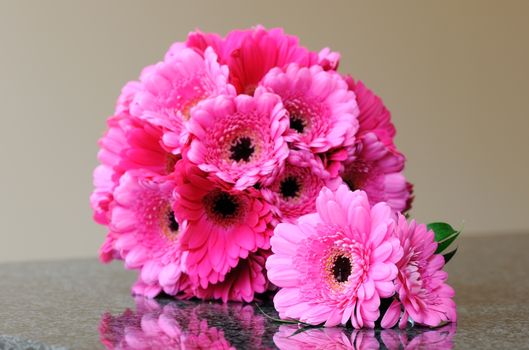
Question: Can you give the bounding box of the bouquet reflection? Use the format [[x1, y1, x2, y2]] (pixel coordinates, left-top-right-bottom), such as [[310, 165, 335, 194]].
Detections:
[[274, 323, 456, 350], [100, 298, 455, 349], [99, 297, 273, 349]]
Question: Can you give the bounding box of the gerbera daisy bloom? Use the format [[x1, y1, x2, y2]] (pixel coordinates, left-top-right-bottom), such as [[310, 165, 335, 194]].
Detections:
[[221, 26, 319, 95], [261, 151, 341, 222], [130, 47, 235, 154], [186, 93, 289, 189], [344, 77, 396, 147], [117, 117, 180, 176], [341, 132, 411, 213], [107, 170, 189, 298], [266, 185, 403, 328], [193, 250, 270, 303], [91, 114, 179, 226], [381, 215, 457, 328], [259, 64, 359, 154], [173, 161, 274, 289]]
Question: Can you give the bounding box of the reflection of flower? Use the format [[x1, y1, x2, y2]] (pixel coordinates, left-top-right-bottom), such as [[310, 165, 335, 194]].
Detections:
[[274, 323, 456, 350], [99, 298, 273, 350]]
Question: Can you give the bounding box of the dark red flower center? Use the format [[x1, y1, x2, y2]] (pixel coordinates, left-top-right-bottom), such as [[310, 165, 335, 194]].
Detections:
[[204, 190, 244, 227], [289, 115, 306, 133], [167, 210, 179, 233], [279, 176, 300, 199], [212, 192, 238, 218], [344, 178, 358, 191], [230, 137, 254, 162], [332, 255, 352, 283]]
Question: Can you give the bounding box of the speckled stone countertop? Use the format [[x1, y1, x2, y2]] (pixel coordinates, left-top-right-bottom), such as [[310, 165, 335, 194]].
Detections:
[[1, 234, 528, 349]]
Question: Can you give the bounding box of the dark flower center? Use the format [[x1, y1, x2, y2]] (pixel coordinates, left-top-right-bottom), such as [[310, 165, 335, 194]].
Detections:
[[279, 176, 300, 199], [167, 210, 179, 233], [211, 192, 239, 219], [344, 177, 357, 191], [332, 255, 352, 283], [230, 137, 255, 162], [289, 115, 306, 133]]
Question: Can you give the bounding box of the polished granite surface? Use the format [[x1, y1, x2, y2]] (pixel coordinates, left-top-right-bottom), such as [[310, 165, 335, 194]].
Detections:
[[1, 234, 528, 349]]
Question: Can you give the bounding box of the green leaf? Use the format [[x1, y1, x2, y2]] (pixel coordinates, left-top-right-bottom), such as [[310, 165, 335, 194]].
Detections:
[[427, 222, 461, 253], [427, 222, 457, 242], [435, 230, 460, 253], [443, 248, 458, 264]]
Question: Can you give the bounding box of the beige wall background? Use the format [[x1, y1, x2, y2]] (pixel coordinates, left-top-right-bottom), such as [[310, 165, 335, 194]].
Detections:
[[1, 0, 528, 262]]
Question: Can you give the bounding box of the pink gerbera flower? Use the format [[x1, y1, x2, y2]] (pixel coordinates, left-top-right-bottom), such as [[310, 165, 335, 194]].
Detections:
[[260, 64, 358, 153], [186, 93, 289, 189], [130, 47, 235, 154], [266, 185, 403, 327], [221, 26, 319, 95], [381, 215, 457, 328], [341, 132, 411, 213], [261, 151, 341, 222], [107, 170, 189, 298], [173, 161, 273, 289], [344, 77, 396, 147], [193, 250, 270, 303], [91, 114, 179, 226]]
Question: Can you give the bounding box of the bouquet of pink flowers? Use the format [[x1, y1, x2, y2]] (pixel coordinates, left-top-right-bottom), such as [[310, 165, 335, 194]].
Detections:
[[91, 26, 458, 329]]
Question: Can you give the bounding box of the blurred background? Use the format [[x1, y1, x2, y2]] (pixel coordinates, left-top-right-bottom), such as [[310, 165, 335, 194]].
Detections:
[[0, 0, 527, 262]]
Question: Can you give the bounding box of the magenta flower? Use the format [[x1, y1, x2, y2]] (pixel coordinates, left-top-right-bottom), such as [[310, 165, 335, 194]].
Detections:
[[194, 250, 270, 302], [221, 26, 319, 95], [341, 132, 411, 213], [130, 47, 235, 154], [90, 114, 179, 226], [266, 185, 403, 327], [186, 93, 289, 189], [345, 77, 396, 146], [261, 151, 341, 222], [381, 214, 457, 328], [106, 170, 189, 298], [260, 64, 358, 154], [173, 161, 273, 289]]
